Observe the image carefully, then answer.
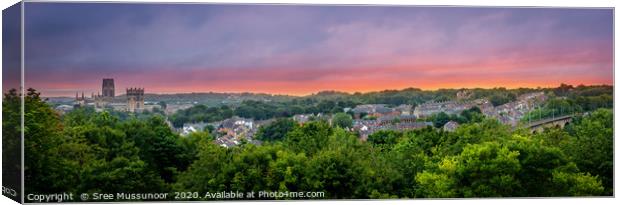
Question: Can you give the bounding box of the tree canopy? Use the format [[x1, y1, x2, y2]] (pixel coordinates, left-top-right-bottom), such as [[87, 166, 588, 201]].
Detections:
[[14, 86, 613, 200]]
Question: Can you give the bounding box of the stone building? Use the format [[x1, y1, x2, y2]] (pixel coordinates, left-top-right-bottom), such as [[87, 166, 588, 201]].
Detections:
[[126, 88, 145, 112], [92, 92, 106, 108], [443, 121, 460, 132], [74, 92, 86, 107], [93, 78, 116, 108], [102, 78, 115, 98]]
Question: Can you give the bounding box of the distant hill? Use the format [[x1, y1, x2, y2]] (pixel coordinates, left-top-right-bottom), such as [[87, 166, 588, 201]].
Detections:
[[46, 84, 612, 107], [138, 92, 295, 106]]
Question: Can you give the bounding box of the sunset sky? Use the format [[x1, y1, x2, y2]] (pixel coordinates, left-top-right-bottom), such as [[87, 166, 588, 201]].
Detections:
[[21, 3, 613, 97]]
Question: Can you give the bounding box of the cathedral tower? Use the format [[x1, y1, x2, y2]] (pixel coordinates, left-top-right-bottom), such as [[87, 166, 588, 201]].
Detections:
[[102, 78, 115, 98]]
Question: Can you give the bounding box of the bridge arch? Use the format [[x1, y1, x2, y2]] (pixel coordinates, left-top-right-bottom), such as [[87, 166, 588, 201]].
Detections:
[[526, 115, 574, 133]]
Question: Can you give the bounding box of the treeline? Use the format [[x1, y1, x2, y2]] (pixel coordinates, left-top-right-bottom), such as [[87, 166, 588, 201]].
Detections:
[[169, 100, 358, 127], [424, 107, 485, 128], [522, 84, 613, 122], [169, 85, 612, 127], [11, 88, 613, 199], [170, 85, 568, 127]]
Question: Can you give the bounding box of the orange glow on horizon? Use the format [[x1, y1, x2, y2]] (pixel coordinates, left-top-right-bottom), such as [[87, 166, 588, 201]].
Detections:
[[125, 80, 612, 97], [31, 58, 613, 98]]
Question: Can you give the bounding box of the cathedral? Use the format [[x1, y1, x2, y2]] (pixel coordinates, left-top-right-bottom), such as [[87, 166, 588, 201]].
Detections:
[[74, 78, 146, 113], [74, 92, 86, 107], [92, 78, 115, 108], [126, 87, 145, 112]]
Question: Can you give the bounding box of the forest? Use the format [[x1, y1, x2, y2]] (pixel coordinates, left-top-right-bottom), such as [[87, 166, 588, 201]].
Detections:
[[2, 85, 614, 201]]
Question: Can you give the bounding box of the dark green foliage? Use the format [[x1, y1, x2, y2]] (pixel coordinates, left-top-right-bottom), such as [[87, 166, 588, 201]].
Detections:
[[178, 131, 213, 162], [331, 112, 353, 128], [367, 130, 402, 146], [489, 92, 517, 106], [304, 148, 363, 198], [122, 116, 192, 183], [522, 98, 583, 122], [173, 143, 231, 193], [426, 107, 484, 128], [19, 85, 613, 199], [203, 124, 215, 133], [23, 88, 68, 193], [61, 111, 171, 194], [553, 83, 574, 96], [2, 89, 22, 194], [432, 112, 451, 128], [169, 99, 357, 127], [20, 89, 190, 197], [460, 107, 484, 123], [562, 109, 613, 195], [78, 156, 166, 194], [255, 118, 298, 142], [524, 85, 612, 122], [417, 141, 523, 197], [285, 121, 333, 155], [416, 136, 603, 197], [169, 104, 234, 127]]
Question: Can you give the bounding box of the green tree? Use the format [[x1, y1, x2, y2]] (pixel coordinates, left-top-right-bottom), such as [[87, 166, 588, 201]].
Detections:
[[203, 124, 215, 133], [267, 150, 309, 195], [23, 88, 67, 193], [550, 171, 604, 196], [417, 142, 523, 197], [78, 156, 166, 194], [563, 109, 613, 195], [305, 146, 368, 198], [489, 93, 517, 106], [2, 89, 22, 194], [432, 112, 451, 128], [255, 118, 298, 142], [553, 83, 574, 96], [367, 130, 402, 146], [122, 116, 192, 183], [174, 143, 231, 193], [285, 121, 333, 155], [178, 131, 213, 162], [460, 107, 484, 123], [331, 112, 353, 128]]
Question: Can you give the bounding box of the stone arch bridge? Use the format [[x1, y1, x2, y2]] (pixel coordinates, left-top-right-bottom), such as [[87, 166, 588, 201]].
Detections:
[[526, 115, 574, 134]]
